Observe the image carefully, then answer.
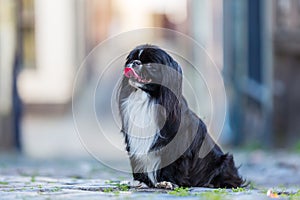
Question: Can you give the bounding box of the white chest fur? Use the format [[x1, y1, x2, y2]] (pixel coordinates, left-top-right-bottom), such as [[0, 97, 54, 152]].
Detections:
[[121, 89, 160, 184]]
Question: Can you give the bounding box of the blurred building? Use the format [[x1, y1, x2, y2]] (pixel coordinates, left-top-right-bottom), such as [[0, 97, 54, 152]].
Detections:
[[224, 0, 300, 147], [223, 0, 273, 147], [1, 0, 192, 154], [1, 0, 300, 153], [272, 0, 300, 146]]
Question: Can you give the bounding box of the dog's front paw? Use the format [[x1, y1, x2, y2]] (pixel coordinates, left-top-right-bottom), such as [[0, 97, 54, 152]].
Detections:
[[155, 181, 177, 190]]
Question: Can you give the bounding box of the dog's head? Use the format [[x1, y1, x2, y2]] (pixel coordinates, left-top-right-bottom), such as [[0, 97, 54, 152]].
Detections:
[[123, 44, 182, 97]]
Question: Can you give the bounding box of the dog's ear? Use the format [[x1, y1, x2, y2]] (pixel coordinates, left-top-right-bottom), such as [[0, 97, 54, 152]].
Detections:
[[159, 60, 182, 123], [210, 154, 245, 188]]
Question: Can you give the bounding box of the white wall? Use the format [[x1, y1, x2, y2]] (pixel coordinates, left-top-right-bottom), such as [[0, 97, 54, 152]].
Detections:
[[18, 0, 76, 104]]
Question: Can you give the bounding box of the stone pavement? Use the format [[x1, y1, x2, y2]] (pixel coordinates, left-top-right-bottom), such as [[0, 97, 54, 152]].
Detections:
[[0, 151, 300, 200]]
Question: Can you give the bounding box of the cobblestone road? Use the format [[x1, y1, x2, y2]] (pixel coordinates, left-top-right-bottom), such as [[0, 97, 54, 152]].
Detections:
[[1, 150, 300, 199]]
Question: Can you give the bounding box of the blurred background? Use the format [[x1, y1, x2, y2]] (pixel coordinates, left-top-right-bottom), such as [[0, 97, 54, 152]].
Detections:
[[0, 0, 300, 159]]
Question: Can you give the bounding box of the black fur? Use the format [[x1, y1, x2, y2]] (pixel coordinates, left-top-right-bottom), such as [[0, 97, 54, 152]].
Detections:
[[118, 44, 244, 188]]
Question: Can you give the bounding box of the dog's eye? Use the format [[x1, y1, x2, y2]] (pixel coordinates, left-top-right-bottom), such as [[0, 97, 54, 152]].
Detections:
[[132, 60, 142, 66]]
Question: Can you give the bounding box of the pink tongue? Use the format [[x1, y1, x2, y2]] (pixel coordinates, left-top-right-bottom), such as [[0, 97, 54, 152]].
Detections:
[[124, 67, 141, 79]]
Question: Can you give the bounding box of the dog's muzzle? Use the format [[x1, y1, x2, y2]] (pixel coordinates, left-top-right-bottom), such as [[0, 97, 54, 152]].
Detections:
[[124, 60, 152, 83]]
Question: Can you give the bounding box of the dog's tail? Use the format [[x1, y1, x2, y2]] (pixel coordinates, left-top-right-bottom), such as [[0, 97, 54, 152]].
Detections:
[[211, 154, 247, 188]]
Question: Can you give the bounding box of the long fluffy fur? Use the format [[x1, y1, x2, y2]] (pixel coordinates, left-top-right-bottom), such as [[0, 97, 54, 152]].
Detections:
[[118, 44, 244, 188]]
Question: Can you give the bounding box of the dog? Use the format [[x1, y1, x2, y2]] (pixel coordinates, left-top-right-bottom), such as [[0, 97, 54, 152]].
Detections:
[[118, 44, 244, 188]]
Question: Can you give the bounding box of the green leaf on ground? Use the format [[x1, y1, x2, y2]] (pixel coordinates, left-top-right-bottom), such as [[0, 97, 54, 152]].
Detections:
[[168, 187, 189, 196]]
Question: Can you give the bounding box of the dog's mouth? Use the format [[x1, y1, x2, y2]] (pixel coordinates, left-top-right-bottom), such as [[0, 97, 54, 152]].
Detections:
[[124, 67, 152, 83]]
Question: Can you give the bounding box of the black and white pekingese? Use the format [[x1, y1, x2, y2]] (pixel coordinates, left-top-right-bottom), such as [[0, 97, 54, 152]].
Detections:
[[118, 44, 244, 188]]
